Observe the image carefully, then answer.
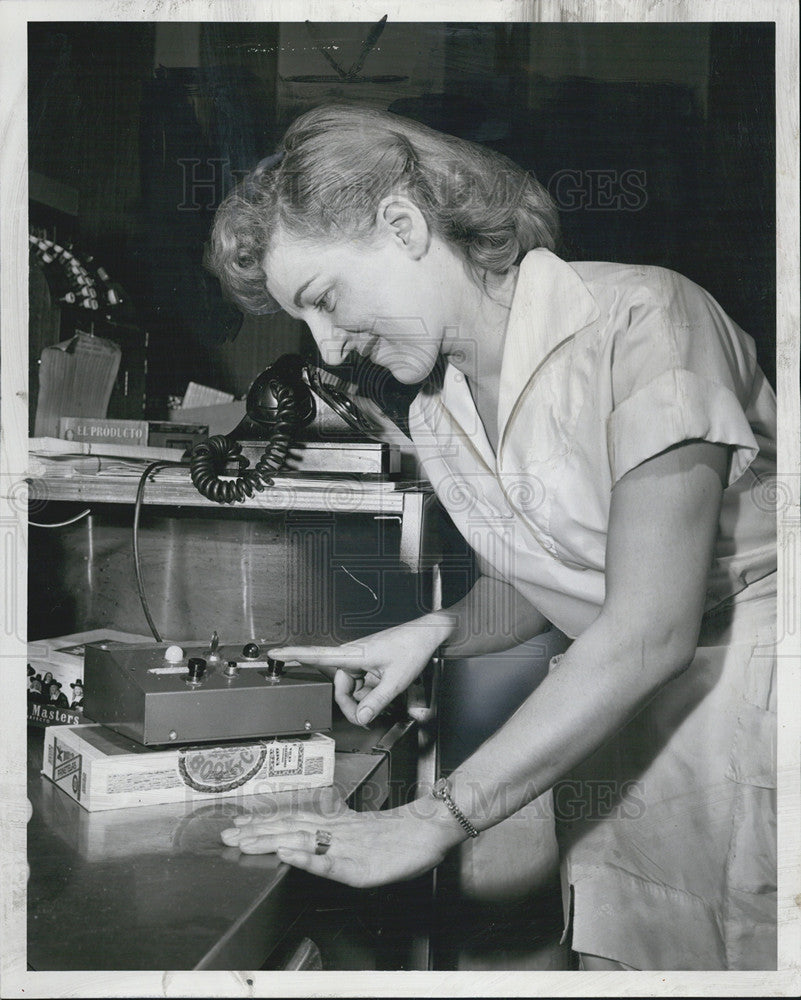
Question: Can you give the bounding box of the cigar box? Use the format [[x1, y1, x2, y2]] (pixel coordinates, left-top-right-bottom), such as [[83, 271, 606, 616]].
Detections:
[[42, 724, 335, 812]]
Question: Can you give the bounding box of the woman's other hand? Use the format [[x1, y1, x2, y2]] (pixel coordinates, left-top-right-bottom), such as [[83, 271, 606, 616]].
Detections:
[[221, 798, 466, 887], [268, 617, 452, 726]]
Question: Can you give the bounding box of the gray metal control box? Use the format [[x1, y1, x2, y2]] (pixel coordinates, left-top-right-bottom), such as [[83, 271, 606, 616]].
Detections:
[[83, 640, 332, 746]]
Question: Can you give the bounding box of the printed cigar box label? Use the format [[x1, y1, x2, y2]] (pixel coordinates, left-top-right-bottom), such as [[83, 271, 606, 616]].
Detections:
[[60, 416, 148, 445], [268, 741, 304, 776], [178, 743, 269, 793], [106, 767, 184, 795], [28, 654, 84, 725], [28, 701, 82, 728], [51, 737, 83, 801]]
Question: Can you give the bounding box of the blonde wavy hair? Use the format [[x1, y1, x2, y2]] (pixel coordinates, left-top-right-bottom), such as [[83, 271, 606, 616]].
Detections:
[[208, 104, 561, 314]]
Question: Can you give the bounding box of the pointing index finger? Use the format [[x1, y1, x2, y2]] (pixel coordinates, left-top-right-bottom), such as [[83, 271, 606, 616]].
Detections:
[[268, 645, 368, 666]]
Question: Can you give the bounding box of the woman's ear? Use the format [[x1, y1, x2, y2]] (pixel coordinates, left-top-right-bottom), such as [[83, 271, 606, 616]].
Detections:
[[375, 196, 430, 259]]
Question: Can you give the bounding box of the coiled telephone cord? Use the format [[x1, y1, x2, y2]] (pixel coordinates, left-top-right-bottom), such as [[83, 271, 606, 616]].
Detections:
[[188, 382, 299, 503]]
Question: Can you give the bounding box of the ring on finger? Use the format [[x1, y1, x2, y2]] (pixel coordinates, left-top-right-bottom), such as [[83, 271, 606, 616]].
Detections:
[[314, 829, 333, 855]]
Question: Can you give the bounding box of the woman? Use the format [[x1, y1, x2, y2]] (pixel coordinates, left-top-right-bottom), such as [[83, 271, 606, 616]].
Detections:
[[208, 105, 777, 971]]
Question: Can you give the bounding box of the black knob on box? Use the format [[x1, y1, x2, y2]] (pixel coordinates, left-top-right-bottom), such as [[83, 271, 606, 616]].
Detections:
[[242, 643, 260, 659], [187, 657, 206, 682], [266, 656, 283, 678]]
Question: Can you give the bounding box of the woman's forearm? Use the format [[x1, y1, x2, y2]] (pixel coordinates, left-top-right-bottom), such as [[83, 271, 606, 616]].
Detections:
[[443, 611, 691, 830], [430, 441, 726, 832], [420, 574, 550, 658]]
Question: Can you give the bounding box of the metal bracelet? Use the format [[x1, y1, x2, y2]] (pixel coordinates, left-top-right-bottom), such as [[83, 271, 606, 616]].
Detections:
[[432, 777, 479, 838]]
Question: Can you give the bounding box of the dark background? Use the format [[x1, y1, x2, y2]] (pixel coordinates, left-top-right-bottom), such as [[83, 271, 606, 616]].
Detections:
[[27, 20, 776, 420]]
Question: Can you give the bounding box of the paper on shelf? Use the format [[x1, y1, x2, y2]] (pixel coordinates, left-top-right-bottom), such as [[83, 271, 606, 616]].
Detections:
[[30, 437, 181, 462], [34, 332, 121, 438], [27, 454, 102, 477], [180, 381, 235, 409]]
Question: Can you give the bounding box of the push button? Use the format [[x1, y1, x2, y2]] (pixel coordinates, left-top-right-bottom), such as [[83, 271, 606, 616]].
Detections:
[[187, 657, 206, 683]]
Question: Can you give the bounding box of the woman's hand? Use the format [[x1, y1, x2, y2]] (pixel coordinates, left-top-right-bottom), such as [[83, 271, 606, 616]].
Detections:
[[221, 798, 466, 887], [268, 617, 452, 726]]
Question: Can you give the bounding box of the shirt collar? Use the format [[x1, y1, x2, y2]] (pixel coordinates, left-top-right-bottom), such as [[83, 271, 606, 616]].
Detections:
[[497, 248, 600, 437], [409, 249, 600, 461]]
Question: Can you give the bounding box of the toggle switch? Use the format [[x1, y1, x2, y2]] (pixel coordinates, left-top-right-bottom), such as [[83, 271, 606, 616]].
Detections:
[[204, 631, 222, 668]]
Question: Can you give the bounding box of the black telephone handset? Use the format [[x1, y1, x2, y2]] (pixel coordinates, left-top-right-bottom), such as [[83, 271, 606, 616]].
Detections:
[[189, 354, 385, 504]]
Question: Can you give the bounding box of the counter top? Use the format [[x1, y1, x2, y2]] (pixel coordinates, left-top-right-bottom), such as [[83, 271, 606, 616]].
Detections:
[[27, 715, 416, 971]]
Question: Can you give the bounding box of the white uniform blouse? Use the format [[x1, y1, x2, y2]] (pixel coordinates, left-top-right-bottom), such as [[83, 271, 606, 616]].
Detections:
[[408, 248, 776, 639], [407, 248, 778, 970]]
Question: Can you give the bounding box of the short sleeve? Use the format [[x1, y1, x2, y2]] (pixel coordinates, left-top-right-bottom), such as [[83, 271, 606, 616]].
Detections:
[[606, 268, 760, 487]]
